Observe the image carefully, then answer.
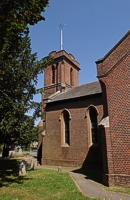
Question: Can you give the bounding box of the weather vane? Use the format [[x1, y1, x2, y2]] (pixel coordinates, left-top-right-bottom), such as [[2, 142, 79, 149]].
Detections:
[[58, 22, 66, 50]]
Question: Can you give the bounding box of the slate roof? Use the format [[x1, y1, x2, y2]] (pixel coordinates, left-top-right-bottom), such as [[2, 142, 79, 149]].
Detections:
[[47, 81, 102, 103]]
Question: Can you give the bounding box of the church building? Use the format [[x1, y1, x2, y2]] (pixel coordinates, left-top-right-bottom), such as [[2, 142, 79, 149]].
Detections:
[[38, 30, 130, 187]]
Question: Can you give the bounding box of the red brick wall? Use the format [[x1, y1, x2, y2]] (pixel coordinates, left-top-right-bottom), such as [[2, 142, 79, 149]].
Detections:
[[97, 31, 130, 187], [97, 33, 130, 77], [107, 56, 130, 174], [59, 60, 79, 86], [42, 95, 103, 167]]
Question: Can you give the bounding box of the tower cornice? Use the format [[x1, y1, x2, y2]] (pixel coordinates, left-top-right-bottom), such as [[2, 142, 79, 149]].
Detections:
[[49, 50, 80, 70]]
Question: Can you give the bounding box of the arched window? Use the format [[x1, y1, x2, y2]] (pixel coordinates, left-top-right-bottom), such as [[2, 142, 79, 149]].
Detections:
[[52, 65, 55, 84], [89, 107, 98, 143], [70, 68, 73, 86], [60, 109, 71, 146], [86, 106, 98, 146]]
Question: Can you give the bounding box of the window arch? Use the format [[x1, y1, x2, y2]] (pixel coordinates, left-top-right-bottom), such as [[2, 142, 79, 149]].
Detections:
[[70, 68, 73, 86], [86, 105, 98, 146], [52, 65, 55, 84], [89, 106, 98, 143], [60, 109, 71, 146]]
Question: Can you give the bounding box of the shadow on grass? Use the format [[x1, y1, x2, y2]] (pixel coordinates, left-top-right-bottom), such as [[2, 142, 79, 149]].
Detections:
[[0, 159, 32, 187], [71, 163, 103, 184]]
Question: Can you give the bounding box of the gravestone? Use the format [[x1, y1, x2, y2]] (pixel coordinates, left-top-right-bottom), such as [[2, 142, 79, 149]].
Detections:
[[16, 146, 22, 154], [25, 157, 37, 170], [58, 166, 62, 173], [9, 151, 15, 157], [19, 160, 27, 176], [9, 144, 15, 157]]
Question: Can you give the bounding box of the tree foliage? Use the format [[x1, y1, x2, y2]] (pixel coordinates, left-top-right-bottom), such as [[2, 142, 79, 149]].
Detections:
[[0, 0, 49, 52], [15, 116, 39, 148], [0, 0, 51, 143]]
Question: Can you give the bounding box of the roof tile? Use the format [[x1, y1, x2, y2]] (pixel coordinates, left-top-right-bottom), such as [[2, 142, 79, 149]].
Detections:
[[47, 81, 101, 103]]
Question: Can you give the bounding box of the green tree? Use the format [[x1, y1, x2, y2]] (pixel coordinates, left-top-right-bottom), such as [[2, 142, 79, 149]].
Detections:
[[0, 34, 47, 142], [0, 0, 52, 144], [0, 0, 49, 52], [15, 116, 39, 149]]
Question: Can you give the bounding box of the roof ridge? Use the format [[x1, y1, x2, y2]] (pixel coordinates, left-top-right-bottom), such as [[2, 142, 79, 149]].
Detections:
[[66, 80, 99, 90]]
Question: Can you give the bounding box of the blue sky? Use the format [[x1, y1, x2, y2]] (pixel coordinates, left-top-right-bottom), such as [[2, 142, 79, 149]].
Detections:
[[29, 0, 130, 123]]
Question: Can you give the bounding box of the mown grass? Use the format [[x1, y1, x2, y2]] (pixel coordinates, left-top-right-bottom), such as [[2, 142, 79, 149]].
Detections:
[[0, 160, 98, 200], [0, 169, 99, 200], [0, 159, 130, 200]]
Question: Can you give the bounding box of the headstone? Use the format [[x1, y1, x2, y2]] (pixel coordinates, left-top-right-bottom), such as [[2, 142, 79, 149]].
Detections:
[[9, 150, 15, 157], [17, 147, 22, 154], [8, 144, 15, 157], [58, 166, 62, 173], [25, 158, 37, 170], [19, 160, 27, 176]]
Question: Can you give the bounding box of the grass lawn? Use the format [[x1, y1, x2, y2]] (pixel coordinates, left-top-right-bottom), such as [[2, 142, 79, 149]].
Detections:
[[0, 159, 99, 200], [0, 159, 130, 200]]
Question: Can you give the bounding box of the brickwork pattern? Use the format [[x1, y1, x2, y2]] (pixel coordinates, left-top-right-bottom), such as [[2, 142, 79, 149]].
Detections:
[[103, 174, 130, 188], [97, 31, 130, 186], [43, 62, 79, 100], [42, 96, 103, 167], [96, 33, 130, 77]]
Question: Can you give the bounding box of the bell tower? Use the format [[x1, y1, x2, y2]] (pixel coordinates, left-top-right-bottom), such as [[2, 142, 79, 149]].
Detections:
[[43, 50, 80, 99]]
